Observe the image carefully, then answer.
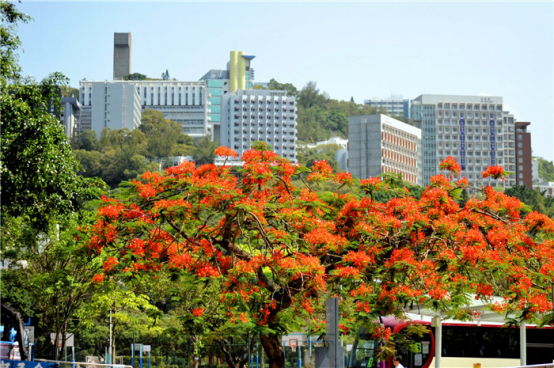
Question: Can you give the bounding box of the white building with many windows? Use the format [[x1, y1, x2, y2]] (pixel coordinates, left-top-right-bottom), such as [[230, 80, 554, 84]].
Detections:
[[220, 89, 297, 162], [364, 95, 411, 119], [411, 94, 517, 188], [79, 80, 210, 138]]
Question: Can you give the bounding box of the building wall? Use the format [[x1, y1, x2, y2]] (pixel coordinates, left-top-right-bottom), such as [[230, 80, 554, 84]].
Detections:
[[199, 71, 231, 138], [411, 95, 516, 188], [515, 122, 532, 188], [220, 89, 297, 162], [89, 82, 141, 137], [81, 80, 209, 138], [113, 33, 131, 80], [348, 114, 420, 185]]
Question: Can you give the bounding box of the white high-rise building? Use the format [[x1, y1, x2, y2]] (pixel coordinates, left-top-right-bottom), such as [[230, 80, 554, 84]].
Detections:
[[364, 95, 410, 119], [219, 89, 297, 162], [411, 95, 517, 188], [79, 80, 210, 138]]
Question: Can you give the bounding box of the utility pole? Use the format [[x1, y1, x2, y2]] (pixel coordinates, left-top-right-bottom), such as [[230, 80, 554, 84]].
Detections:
[[109, 310, 113, 364]]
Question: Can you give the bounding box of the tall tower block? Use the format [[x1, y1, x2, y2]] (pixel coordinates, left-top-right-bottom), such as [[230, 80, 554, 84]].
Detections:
[[229, 51, 238, 92], [238, 51, 246, 90], [114, 33, 132, 80]]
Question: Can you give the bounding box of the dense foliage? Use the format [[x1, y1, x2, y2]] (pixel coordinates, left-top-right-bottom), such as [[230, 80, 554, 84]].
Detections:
[[536, 157, 554, 182], [0, 1, 92, 230], [1, 1, 107, 360], [72, 110, 195, 188]]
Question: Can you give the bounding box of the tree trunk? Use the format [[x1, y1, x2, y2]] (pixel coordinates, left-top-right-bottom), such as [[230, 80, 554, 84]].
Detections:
[[191, 335, 200, 368], [216, 337, 251, 368], [260, 334, 285, 368]]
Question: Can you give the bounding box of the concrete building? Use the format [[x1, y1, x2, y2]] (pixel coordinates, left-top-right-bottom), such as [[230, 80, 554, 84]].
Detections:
[[364, 95, 410, 119], [200, 51, 256, 140], [113, 33, 132, 80], [80, 80, 210, 138], [348, 114, 421, 185], [60, 97, 83, 139], [78, 81, 142, 137], [220, 89, 297, 162], [411, 94, 517, 188], [515, 122, 533, 188]]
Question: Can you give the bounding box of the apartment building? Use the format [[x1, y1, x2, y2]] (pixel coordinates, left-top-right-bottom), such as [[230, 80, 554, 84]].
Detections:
[[219, 89, 297, 163], [79, 80, 209, 138], [411, 94, 517, 188]]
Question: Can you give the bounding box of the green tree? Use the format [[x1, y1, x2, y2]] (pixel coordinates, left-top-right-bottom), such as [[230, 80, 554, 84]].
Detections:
[[123, 72, 148, 81], [297, 81, 328, 109], [191, 136, 219, 165], [267, 78, 298, 97], [1, 213, 105, 359], [0, 0, 30, 80], [139, 110, 188, 163], [76, 279, 162, 359], [60, 85, 79, 100], [72, 130, 101, 151], [74, 149, 105, 177], [536, 156, 554, 181], [1, 2, 92, 231], [296, 143, 342, 172]]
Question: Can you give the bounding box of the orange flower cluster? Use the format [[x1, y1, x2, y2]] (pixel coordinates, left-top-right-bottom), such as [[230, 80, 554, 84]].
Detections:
[[192, 308, 205, 317], [482, 165, 506, 180], [103, 256, 119, 273], [215, 146, 239, 158], [307, 160, 333, 182], [439, 156, 462, 175]]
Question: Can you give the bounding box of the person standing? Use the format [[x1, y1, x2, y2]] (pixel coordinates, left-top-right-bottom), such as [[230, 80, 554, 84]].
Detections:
[[9, 341, 21, 360]]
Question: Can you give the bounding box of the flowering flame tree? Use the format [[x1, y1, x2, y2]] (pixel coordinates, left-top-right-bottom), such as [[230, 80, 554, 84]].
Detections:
[[84, 145, 554, 367]]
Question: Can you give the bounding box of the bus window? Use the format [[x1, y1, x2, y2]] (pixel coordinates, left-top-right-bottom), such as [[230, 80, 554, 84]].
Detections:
[[348, 337, 378, 368], [439, 326, 519, 358]]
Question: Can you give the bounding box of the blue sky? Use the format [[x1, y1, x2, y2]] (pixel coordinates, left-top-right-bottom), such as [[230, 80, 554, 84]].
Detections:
[[15, 1, 554, 161]]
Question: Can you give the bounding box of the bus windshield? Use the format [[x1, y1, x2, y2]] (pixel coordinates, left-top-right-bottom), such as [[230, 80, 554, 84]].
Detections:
[[348, 333, 378, 368]]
